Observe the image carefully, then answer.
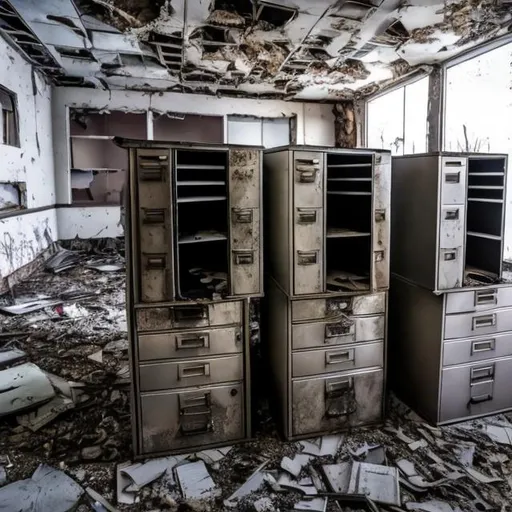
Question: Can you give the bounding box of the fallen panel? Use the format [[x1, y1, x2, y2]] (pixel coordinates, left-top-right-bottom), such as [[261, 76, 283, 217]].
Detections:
[[175, 461, 216, 500], [17, 395, 74, 431], [322, 462, 352, 493], [294, 497, 327, 511], [0, 363, 55, 416], [224, 462, 268, 507], [0, 464, 83, 512], [0, 349, 27, 369], [355, 462, 401, 506]]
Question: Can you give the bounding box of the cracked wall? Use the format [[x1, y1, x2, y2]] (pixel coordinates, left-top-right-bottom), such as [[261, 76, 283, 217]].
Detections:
[[0, 36, 58, 277]]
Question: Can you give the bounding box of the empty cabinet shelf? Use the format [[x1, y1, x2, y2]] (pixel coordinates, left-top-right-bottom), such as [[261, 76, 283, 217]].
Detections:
[[177, 196, 226, 203], [327, 228, 371, 238]]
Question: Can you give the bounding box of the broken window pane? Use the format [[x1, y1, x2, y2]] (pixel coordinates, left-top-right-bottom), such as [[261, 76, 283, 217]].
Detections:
[[366, 76, 428, 155], [0, 87, 19, 147], [227, 115, 290, 147], [366, 87, 404, 155], [0, 182, 26, 212], [69, 110, 147, 205]]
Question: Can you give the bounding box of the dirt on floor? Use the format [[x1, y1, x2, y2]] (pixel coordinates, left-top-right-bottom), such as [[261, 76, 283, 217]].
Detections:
[[1, 242, 512, 511]]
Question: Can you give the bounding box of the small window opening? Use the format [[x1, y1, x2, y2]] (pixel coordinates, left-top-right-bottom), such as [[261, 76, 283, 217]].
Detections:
[[0, 182, 26, 212], [255, 1, 297, 26], [0, 87, 19, 147]]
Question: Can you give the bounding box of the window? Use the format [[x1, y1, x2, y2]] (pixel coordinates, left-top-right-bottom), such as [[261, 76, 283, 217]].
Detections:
[[227, 116, 291, 147], [0, 87, 19, 147], [0, 182, 26, 212], [366, 76, 428, 155]]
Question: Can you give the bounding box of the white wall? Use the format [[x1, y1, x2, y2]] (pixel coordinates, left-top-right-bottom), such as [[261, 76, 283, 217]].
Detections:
[[0, 36, 57, 277], [52, 87, 335, 239]]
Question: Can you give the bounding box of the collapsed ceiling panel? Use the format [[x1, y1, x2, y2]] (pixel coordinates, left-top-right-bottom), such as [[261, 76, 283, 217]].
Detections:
[[1, 0, 511, 100]]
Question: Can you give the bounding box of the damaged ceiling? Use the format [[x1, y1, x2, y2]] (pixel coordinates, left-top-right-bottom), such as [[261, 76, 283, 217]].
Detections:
[[0, 0, 511, 100]]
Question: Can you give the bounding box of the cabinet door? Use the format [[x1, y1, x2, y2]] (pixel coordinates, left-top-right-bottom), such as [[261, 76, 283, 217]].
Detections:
[[372, 152, 391, 291], [228, 150, 261, 296], [135, 148, 174, 302]]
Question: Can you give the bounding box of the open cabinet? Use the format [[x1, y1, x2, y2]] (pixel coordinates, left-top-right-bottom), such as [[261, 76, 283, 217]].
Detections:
[[391, 152, 508, 292], [117, 138, 263, 303], [263, 146, 391, 297]]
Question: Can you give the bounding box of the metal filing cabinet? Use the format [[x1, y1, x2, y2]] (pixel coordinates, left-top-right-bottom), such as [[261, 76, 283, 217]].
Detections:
[[391, 153, 507, 292], [263, 146, 391, 440], [116, 138, 263, 456], [389, 152, 510, 425]]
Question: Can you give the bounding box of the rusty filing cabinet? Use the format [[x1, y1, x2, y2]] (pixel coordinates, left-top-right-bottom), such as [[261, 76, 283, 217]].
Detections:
[[389, 153, 512, 424], [116, 138, 263, 456], [263, 146, 391, 439]]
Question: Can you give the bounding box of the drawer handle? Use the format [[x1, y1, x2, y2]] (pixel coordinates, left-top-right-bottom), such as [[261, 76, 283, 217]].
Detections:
[[444, 160, 464, 167], [444, 209, 459, 220], [325, 349, 354, 365], [179, 363, 210, 379], [375, 209, 386, 222], [445, 171, 460, 183], [145, 255, 166, 269], [232, 208, 253, 224], [325, 318, 354, 339], [143, 208, 165, 224], [469, 394, 493, 405], [296, 168, 318, 183], [297, 208, 317, 224], [179, 392, 212, 435], [233, 250, 254, 265], [374, 250, 384, 263], [297, 250, 318, 265], [325, 377, 357, 418], [442, 249, 457, 261], [475, 289, 497, 306], [296, 158, 320, 165], [471, 339, 495, 354], [176, 334, 210, 350], [470, 365, 494, 383], [172, 305, 208, 322], [139, 167, 164, 181], [472, 314, 496, 329]]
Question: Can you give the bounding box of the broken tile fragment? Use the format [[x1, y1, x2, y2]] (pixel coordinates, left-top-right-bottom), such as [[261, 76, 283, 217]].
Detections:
[[322, 462, 352, 493], [409, 439, 428, 451], [300, 435, 343, 457], [0, 363, 55, 416], [17, 395, 74, 432], [277, 473, 317, 495], [0, 464, 83, 512], [406, 501, 458, 512], [0, 349, 26, 369], [175, 461, 216, 500], [224, 462, 269, 507], [294, 497, 327, 511], [281, 454, 313, 477]]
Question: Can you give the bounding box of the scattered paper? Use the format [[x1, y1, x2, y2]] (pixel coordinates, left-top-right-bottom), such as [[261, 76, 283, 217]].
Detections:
[[281, 454, 313, 477], [175, 461, 216, 500]]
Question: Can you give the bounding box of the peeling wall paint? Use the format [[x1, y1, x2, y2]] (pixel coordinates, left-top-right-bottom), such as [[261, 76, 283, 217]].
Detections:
[[0, 36, 57, 278], [52, 86, 335, 239]]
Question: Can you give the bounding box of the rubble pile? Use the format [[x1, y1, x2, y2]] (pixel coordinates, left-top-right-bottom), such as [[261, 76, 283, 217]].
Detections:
[[1, 239, 512, 510]]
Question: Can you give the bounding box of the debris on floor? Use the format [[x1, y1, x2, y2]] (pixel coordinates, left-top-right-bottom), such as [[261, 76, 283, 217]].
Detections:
[[2, 239, 512, 511]]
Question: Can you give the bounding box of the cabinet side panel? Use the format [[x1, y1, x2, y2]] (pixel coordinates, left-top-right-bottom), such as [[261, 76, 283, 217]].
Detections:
[[265, 278, 290, 437], [389, 277, 443, 423], [391, 155, 439, 289], [264, 151, 291, 293]]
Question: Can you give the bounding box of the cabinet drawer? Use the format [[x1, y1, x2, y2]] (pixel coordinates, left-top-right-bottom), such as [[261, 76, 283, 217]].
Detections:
[[443, 332, 512, 367], [440, 357, 512, 423], [293, 206, 323, 296], [230, 207, 261, 296], [445, 286, 512, 314], [291, 368, 383, 437], [138, 326, 242, 362], [292, 315, 384, 350], [140, 383, 244, 454], [292, 293, 386, 322], [444, 308, 512, 339], [293, 151, 324, 208], [139, 354, 243, 391], [439, 205, 465, 248], [440, 157, 466, 204], [292, 341, 383, 378], [136, 301, 242, 331]]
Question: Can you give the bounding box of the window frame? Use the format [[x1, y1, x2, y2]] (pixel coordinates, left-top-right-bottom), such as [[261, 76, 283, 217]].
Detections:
[[364, 72, 429, 154], [0, 85, 20, 148]]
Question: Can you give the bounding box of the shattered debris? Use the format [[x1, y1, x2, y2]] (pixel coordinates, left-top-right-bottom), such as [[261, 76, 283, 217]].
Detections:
[[175, 461, 217, 500]]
